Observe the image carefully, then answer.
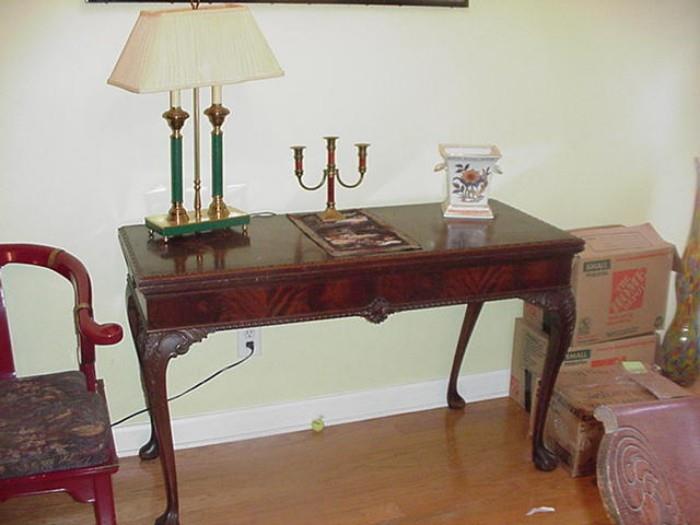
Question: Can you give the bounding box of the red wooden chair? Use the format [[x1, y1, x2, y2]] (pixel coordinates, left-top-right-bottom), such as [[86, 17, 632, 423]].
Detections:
[[0, 244, 123, 524]]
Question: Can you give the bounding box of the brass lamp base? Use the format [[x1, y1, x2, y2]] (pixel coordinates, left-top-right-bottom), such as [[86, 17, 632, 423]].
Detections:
[[146, 206, 249, 239]]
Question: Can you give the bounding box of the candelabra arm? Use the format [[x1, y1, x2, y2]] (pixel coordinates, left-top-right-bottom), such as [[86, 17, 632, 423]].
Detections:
[[292, 145, 328, 191], [337, 143, 369, 189], [335, 170, 365, 189], [295, 170, 328, 191]]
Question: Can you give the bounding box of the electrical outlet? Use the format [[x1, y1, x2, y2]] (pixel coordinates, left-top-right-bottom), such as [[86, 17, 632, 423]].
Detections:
[[238, 328, 261, 358]]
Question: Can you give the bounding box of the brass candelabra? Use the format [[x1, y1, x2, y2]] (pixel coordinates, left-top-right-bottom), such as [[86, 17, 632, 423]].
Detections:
[[292, 137, 369, 222]]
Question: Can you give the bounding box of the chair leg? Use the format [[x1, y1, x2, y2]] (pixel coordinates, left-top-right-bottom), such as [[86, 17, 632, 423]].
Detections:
[[93, 475, 117, 525]]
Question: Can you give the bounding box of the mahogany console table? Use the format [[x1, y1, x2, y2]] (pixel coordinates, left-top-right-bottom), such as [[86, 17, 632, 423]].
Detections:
[[119, 200, 584, 525]]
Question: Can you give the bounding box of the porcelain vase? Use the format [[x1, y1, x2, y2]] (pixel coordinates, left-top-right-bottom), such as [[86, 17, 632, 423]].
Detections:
[[434, 145, 501, 220]]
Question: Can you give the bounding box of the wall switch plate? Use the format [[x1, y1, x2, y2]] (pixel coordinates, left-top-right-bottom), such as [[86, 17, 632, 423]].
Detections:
[[238, 328, 261, 358]]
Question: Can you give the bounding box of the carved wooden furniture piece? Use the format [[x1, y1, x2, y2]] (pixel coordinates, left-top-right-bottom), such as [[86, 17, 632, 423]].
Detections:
[[595, 396, 700, 525], [119, 200, 583, 525], [0, 244, 123, 525]]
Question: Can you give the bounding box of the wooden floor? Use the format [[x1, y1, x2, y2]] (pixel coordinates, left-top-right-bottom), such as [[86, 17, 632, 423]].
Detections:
[[0, 398, 609, 525]]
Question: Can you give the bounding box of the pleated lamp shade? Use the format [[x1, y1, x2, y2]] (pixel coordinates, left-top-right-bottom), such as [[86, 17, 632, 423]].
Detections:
[[108, 4, 283, 94]]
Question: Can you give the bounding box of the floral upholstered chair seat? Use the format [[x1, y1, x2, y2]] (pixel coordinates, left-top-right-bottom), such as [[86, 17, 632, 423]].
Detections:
[[0, 371, 113, 480]]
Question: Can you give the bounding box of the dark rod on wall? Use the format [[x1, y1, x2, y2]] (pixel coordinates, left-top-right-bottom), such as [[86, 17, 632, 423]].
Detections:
[[87, 0, 468, 7]]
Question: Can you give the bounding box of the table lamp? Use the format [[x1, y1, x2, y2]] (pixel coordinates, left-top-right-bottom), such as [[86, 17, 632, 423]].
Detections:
[[108, 3, 283, 240]]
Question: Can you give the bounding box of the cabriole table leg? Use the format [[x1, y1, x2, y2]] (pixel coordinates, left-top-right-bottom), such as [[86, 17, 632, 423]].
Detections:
[[127, 302, 209, 525], [447, 301, 484, 409], [523, 288, 576, 471], [126, 285, 160, 460]]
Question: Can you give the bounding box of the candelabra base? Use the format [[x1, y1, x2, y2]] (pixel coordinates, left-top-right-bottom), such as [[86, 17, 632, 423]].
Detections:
[[318, 207, 345, 222], [145, 206, 249, 239]]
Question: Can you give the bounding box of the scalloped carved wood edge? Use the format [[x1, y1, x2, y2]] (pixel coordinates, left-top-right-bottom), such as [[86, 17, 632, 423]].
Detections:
[[596, 426, 688, 525], [520, 288, 576, 347], [361, 298, 393, 324], [142, 329, 210, 362]]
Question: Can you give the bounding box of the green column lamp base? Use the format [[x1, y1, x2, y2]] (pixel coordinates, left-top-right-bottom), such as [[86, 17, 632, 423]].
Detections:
[[145, 206, 250, 239]]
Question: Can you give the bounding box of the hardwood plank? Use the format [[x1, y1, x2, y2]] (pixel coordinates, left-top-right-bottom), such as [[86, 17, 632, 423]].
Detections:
[[0, 398, 609, 525]]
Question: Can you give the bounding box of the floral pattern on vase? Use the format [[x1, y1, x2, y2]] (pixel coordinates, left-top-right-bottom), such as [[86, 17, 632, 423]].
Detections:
[[659, 158, 700, 386], [452, 164, 491, 203]]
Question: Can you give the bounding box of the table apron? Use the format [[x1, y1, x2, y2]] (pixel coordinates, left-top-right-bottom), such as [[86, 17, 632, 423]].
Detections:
[[137, 254, 573, 331]]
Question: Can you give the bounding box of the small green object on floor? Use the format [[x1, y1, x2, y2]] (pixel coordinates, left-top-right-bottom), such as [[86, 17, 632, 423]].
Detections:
[[311, 417, 325, 433]]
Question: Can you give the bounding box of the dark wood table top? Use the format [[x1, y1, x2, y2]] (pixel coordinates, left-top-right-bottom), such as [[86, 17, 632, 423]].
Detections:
[[119, 200, 582, 292]]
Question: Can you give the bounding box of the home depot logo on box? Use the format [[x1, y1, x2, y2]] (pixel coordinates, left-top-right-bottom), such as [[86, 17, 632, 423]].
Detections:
[[610, 268, 647, 314]]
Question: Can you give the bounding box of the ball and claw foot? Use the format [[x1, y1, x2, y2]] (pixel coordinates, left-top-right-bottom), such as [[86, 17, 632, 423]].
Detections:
[[533, 444, 558, 471], [447, 392, 466, 410]]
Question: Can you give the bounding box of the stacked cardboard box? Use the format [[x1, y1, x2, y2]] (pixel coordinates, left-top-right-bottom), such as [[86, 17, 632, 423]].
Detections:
[[509, 223, 676, 476], [537, 363, 690, 476], [524, 223, 675, 345], [510, 318, 658, 411]]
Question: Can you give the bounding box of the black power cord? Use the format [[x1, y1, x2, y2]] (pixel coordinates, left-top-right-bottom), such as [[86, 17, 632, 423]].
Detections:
[[111, 347, 254, 427]]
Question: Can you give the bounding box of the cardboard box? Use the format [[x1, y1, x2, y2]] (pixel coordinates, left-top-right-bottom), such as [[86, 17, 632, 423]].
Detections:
[[522, 318, 658, 374], [524, 223, 674, 345], [542, 364, 690, 477], [509, 318, 537, 411], [509, 318, 658, 410]]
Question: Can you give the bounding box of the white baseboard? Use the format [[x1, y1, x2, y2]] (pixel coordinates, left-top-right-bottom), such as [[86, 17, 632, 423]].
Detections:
[[114, 369, 509, 457]]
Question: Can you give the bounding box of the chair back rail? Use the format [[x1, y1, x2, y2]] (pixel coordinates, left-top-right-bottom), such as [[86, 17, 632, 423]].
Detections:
[[0, 244, 122, 390]]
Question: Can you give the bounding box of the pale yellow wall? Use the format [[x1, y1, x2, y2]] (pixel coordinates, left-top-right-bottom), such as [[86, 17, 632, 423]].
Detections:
[[0, 0, 698, 425]]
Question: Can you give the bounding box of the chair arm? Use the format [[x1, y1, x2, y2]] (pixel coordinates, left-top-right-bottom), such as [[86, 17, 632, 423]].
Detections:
[[50, 249, 123, 350], [76, 307, 123, 346]]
